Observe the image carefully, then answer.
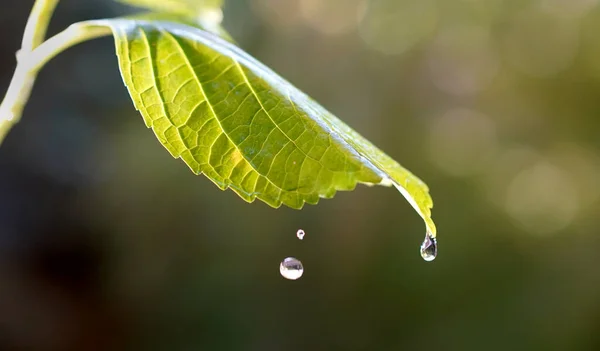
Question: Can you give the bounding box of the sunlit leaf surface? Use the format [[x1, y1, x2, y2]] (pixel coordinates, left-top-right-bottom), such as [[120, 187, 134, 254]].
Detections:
[[92, 19, 436, 235]]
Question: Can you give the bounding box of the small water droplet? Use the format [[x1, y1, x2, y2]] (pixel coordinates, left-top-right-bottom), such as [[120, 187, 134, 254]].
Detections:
[[280, 257, 304, 280], [420, 231, 437, 262], [296, 229, 305, 240]]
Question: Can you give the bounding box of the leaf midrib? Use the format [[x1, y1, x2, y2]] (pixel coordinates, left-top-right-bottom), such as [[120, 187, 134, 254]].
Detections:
[[158, 28, 288, 195], [140, 28, 171, 141], [232, 60, 317, 166], [144, 21, 391, 184]]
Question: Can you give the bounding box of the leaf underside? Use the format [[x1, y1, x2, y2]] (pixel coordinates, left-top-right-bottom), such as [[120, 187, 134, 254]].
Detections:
[[92, 19, 436, 235]]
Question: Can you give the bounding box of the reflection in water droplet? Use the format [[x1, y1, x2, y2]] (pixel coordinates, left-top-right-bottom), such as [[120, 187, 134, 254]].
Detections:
[[296, 229, 305, 240], [280, 257, 304, 280], [420, 231, 437, 261]]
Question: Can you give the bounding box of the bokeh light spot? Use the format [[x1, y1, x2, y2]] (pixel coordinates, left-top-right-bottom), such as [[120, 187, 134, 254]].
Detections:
[[505, 161, 579, 235], [483, 147, 538, 211], [539, 0, 599, 19], [550, 143, 600, 209], [501, 10, 580, 77], [359, 0, 438, 55], [426, 25, 500, 96], [429, 108, 498, 177], [299, 0, 367, 36], [250, 0, 303, 29]]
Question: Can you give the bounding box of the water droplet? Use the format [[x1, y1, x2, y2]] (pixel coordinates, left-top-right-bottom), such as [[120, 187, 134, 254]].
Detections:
[[420, 231, 437, 262], [296, 229, 305, 240], [280, 257, 304, 280]]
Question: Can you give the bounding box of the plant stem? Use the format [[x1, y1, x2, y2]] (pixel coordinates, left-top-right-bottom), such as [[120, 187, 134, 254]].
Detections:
[[0, 0, 59, 144], [0, 22, 112, 141], [0, 0, 112, 145], [22, 0, 60, 52]]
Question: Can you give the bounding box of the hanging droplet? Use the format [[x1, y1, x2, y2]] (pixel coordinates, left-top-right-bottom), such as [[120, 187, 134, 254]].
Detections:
[[280, 257, 304, 280], [420, 231, 437, 262], [296, 229, 305, 240]]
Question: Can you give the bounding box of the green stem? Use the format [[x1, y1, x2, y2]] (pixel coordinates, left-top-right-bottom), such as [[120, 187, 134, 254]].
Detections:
[[0, 0, 111, 145], [0, 0, 59, 144], [21, 0, 60, 52]]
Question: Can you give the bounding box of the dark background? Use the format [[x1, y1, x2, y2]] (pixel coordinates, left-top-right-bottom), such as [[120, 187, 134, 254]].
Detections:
[[2, 0, 600, 350]]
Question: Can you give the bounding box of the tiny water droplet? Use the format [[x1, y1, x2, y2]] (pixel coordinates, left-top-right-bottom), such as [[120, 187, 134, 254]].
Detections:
[[280, 257, 304, 280], [296, 229, 305, 240], [420, 231, 437, 262]]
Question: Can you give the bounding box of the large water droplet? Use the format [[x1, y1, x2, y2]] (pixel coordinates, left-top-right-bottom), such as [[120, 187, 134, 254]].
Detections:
[[420, 231, 437, 261], [296, 229, 305, 240], [280, 257, 304, 280]]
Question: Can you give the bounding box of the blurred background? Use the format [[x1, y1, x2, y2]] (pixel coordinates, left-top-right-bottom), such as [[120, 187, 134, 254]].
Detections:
[[1, 0, 600, 350]]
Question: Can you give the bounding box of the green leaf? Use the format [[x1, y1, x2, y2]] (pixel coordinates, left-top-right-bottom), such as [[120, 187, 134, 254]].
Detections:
[[93, 19, 437, 236], [132, 12, 233, 42], [117, 0, 223, 17]]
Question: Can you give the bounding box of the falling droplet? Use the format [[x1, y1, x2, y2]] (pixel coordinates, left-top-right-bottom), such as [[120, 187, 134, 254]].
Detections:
[[296, 229, 305, 240], [420, 231, 437, 262], [280, 257, 304, 280]]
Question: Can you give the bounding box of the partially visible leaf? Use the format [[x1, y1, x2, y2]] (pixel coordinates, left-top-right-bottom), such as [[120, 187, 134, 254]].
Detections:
[[90, 19, 436, 235], [117, 0, 223, 17], [120, 0, 229, 41], [131, 12, 233, 42]]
